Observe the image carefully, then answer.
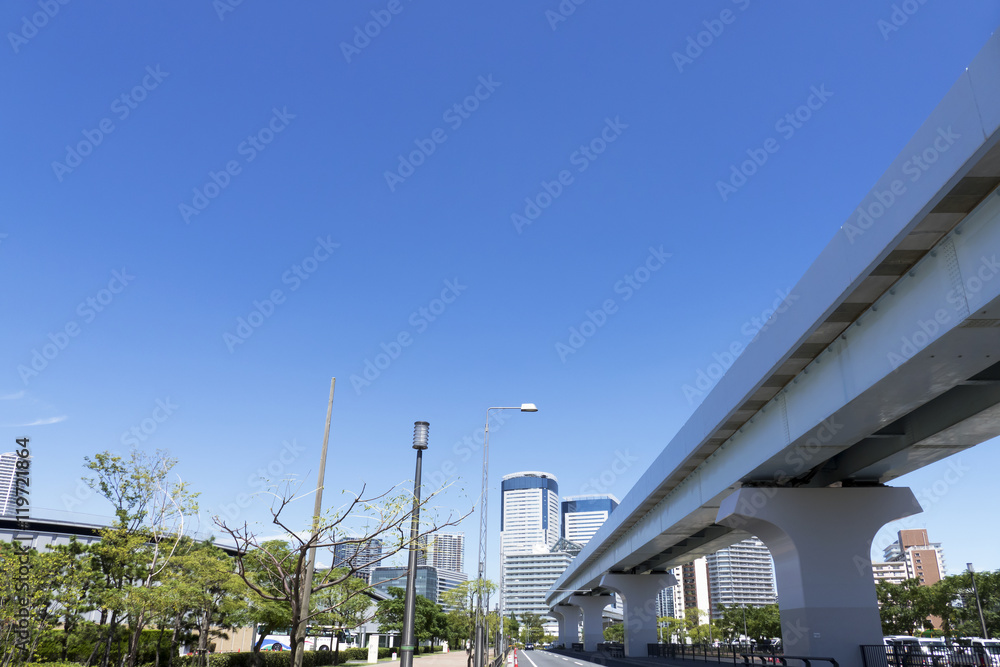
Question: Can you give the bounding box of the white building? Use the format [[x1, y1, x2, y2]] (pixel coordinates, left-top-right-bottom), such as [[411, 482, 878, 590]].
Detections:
[[500, 471, 560, 554], [500, 471, 561, 626], [881, 529, 947, 586], [872, 561, 909, 585], [0, 453, 18, 518], [560, 495, 619, 545], [705, 537, 778, 618], [502, 544, 576, 627], [417, 532, 464, 574]]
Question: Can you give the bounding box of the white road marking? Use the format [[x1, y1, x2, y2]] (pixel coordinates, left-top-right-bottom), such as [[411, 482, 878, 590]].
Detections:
[[574, 662, 583, 665], [519, 651, 540, 667]]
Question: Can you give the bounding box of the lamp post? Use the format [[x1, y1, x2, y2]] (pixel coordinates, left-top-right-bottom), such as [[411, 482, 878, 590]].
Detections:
[[968, 563, 989, 639], [400, 421, 429, 667], [474, 404, 538, 667], [742, 605, 748, 646]]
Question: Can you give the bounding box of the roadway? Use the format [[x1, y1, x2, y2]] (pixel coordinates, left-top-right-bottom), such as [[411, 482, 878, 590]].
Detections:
[[517, 649, 606, 667]]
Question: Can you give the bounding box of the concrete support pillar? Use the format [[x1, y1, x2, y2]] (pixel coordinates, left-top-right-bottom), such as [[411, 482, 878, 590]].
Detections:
[[600, 572, 677, 658], [550, 606, 581, 647], [716, 486, 922, 667], [569, 594, 613, 651]]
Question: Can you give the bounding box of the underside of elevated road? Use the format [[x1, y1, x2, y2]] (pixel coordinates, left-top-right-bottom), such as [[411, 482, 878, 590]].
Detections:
[[547, 24, 1000, 667]]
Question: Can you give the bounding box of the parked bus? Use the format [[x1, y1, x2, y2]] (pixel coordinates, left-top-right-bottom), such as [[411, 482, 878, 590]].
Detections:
[[257, 626, 353, 651]]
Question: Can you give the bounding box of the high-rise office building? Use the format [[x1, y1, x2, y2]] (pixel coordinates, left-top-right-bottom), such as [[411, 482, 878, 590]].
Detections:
[[500, 471, 561, 626], [502, 543, 576, 623], [705, 537, 778, 618], [332, 538, 384, 583], [500, 472, 560, 553], [561, 494, 619, 545], [0, 453, 18, 518], [417, 532, 464, 573]]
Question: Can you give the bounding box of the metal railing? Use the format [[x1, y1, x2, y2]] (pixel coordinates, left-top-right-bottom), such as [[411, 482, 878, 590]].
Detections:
[[487, 647, 511, 667], [648, 643, 780, 664], [743, 653, 838, 667], [597, 642, 625, 658], [861, 644, 1000, 667]]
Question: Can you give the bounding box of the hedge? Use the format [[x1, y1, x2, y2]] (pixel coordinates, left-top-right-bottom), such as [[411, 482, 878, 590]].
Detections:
[[170, 644, 443, 667]]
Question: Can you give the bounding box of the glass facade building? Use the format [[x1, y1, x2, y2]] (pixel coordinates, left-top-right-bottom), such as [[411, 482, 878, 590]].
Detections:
[[560, 494, 619, 545]]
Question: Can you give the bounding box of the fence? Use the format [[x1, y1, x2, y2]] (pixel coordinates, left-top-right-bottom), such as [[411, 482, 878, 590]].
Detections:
[[648, 643, 780, 664], [861, 644, 1000, 667]]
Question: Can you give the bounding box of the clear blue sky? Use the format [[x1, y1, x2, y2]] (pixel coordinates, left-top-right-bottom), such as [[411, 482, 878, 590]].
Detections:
[[3, 2, 999, 582]]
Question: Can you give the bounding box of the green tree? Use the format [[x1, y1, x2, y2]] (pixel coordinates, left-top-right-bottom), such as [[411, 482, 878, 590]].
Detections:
[[603, 623, 624, 642], [715, 604, 781, 643], [877, 579, 933, 635], [438, 578, 495, 661], [657, 616, 685, 643], [312, 568, 373, 664], [504, 613, 520, 647], [925, 569, 1000, 638], [171, 541, 247, 667], [745, 605, 781, 642], [0, 541, 62, 664], [374, 587, 445, 643], [239, 540, 294, 666], [520, 612, 544, 644], [83, 448, 199, 667]]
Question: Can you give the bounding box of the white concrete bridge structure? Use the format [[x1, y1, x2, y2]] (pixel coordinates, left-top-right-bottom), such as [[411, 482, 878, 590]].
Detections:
[[547, 29, 1000, 667]]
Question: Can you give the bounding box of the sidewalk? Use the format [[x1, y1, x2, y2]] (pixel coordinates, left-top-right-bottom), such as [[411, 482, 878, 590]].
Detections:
[[346, 650, 472, 667]]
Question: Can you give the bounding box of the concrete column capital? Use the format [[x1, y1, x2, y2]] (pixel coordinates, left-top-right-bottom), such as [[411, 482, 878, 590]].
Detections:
[[716, 486, 922, 667]]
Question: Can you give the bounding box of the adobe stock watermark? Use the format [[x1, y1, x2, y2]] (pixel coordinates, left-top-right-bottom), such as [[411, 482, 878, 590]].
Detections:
[[179, 107, 295, 224], [213, 439, 307, 522], [877, 0, 930, 40], [682, 288, 798, 404], [120, 398, 179, 447], [8, 0, 72, 54], [511, 116, 628, 234], [213, 0, 246, 21], [723, 416, 846, 531], [51, 66, 169, 182], [340, 0, 412, 64], [579, 449, 640, 495], [860, 457, 968, 577], [886, 254, 1000, 369], [671, 0, 751, 73], [544, 0, 587, 31], [425, 409, 517, 489], [384, 75, 502, 192], [17, 268, 135, 386], [555, 245, 671, 363], [716, 85, 833, 202], [222, 236, 339, 352], [350, 278, 467, 395], [841, 126, 960, 243]]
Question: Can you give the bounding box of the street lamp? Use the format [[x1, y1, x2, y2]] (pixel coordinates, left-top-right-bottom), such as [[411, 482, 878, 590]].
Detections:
[[742, 605, 748, 646], [400, 421, 429, 667], [475, 404, 538, 667], [968, 563, 989, 639]]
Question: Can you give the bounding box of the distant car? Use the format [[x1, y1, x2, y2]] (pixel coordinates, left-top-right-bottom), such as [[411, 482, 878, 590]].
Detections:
[[525, 644, 535, 651]]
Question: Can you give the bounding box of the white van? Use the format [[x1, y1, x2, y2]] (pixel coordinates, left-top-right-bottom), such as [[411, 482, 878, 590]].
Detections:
[[970, 639, 1000, 667]]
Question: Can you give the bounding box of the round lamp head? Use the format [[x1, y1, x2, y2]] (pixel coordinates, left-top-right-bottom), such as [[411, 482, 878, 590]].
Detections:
[[412, 421, 430, 450], [520, 403, 538, 412]]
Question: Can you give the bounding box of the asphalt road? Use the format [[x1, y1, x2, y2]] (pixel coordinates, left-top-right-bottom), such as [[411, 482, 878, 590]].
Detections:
[[516, 649, 608, 667]]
